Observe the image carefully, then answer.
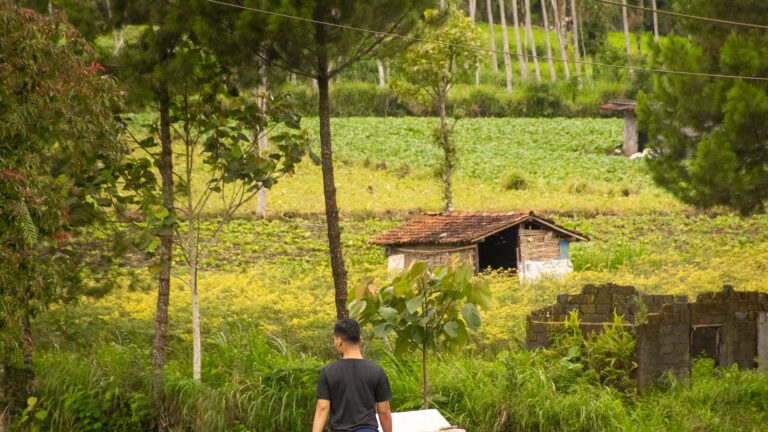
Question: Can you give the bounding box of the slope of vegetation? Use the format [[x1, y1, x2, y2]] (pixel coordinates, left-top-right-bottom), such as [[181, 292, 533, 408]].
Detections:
[[21, 116, 768, 431]]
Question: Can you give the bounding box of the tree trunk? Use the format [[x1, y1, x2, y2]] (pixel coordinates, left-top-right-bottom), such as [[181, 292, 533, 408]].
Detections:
[[255, 73, 269, 218], [190, 264, 201, 382], [0, 359, 6, 432], [550, 0, 570, 79], [152, 89, 175, 432], [438, 94, 452, 212], [635, 0, 644, 54], [621, 0, 631, 57], [486, 0, 499, 74], [651, 0, 659, 43], [499, 0, 515, 92], [509, 0, 527, 82], [315, 23, 349, 320], [541, 0, 557, 81], [468, 0, 476, 22], [421, 343, 428, 410], [524, 0, 541, 81], [376, 59, 386, 88], [21, 315, 33, 397], [570, 0, 582, 81]]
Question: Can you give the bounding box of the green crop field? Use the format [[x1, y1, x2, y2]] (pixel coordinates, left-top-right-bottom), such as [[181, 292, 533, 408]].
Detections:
[[25, 116, 768, 431]]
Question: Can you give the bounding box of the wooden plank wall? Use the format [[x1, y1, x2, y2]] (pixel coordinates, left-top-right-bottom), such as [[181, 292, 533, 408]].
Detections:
[[519, 227, 562, 261]]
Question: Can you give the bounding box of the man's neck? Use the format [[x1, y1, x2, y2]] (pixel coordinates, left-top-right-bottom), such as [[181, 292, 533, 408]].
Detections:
[[341, 345, 363, 359]]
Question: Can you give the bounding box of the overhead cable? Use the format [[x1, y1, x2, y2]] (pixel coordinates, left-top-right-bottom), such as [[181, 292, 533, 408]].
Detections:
[[205, 0, 768, 82], [591, 0, 768, 30]]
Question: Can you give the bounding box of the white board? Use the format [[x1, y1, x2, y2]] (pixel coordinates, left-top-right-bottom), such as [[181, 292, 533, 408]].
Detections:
[[377, 409, 451, 432]]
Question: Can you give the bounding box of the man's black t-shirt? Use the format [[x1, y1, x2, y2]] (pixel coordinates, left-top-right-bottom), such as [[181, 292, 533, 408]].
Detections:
[[316, 359, 392, 432]]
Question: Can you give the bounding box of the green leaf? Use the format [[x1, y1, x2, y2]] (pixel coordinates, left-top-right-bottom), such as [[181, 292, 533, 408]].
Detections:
[[406, 296, 422, 314], [443, 320, 459, 338], [407, 261, 428, 279], [461, 303, 481, 331], [410, 325, 426, 344], [373, 323, 390, 339], [379, 306, 399, 324], [348, 300, 366, 320], [35, 410, 48, 421], [27, 396, 38, 409], [472, 282, 492, 309]]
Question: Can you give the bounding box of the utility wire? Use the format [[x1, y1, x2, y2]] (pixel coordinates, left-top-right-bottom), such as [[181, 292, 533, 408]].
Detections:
[[205, 0, 768, 82], [590, 0, 768, 30]]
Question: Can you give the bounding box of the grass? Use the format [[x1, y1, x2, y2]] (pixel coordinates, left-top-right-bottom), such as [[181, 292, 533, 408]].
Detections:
[[15, 115, 768, 431]]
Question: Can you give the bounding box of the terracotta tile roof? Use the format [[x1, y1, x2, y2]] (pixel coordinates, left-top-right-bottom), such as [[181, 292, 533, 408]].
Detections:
[[370, 211, 588, 246]]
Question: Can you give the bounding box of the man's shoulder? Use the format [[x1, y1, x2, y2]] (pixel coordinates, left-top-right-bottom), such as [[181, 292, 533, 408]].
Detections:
[[325, 359, 385, 373]]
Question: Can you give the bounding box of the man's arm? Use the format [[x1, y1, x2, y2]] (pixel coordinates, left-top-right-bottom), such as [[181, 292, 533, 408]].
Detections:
[[312, 399, 330, 432], [376, 400, 392, 432]]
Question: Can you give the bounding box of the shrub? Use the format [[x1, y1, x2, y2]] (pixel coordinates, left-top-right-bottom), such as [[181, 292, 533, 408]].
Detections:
[[500, 170, 529, 190]]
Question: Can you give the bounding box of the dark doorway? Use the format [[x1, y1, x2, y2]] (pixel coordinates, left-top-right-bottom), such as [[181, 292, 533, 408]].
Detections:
[[691, 325, 721, 366], [478, 227, 518, 271]]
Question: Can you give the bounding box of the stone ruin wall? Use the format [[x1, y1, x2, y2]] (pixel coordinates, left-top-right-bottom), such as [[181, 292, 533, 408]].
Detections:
[[526, 283, 768, 389]]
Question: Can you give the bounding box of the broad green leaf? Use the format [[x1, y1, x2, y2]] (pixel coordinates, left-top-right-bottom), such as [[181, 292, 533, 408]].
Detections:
[[472, 281, 492, 309], [27, 396, 38, 408], [407, 261, 428, 279], [373, 323, 390, 339], [461, 303, 481, 330], [348, 300, 366, 320], [443, 320, 459, 338], [379, 306, 399, 324], [410, 325, 426, 344], [406, 296, 422, 314]]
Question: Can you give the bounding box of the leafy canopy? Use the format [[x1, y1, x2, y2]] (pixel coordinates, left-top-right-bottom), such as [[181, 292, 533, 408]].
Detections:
[[350, 259, 490, 355], [638, 0, 768, 215]]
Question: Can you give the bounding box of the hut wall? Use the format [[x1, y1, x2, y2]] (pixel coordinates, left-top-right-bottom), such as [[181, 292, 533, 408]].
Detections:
[[387, 244, 477, 272], [519, 228, 562, 261]]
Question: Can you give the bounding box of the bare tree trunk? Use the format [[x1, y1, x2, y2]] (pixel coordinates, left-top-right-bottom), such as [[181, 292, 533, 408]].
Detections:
[[486, 0, 499, 74], [541, 0, 556, 81], [255, 73, 269, 218], [376, 59, 386, 88], [498, 0, 515, 92], [152, 89, 175, 432], [440, 0, 446, 9], [315, 22, 349, 320], [469, 0, 477, 22], [438, 93, 453, 212], [190, 264, 201, 382], [21, 315, 33, 397], [651, 0, 659, 42], [524, 0, 541, 81], [570, 0, 582, 82], [550, 0, 570, 79], [509, 0, 527, 82], [0, 359, 6, 432], [421, 343, 428, 409], [622, 0, 631, 57], [636, 0, 644, 54]]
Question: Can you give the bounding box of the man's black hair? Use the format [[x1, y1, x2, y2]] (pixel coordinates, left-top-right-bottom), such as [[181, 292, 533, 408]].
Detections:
[[334, 318, 361, 344]]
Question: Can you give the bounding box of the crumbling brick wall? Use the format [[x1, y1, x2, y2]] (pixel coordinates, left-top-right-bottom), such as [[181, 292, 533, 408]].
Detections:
[[527, 284, 768, 389]]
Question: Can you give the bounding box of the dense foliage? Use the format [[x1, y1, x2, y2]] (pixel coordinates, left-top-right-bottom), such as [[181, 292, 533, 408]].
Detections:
[[638, 0, 768, 215]]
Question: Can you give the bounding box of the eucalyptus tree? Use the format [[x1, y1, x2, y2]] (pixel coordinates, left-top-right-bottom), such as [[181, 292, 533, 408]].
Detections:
[[0, 0, 123, 420], [198, 0, 433, 320], [499, 0, 515, 91]]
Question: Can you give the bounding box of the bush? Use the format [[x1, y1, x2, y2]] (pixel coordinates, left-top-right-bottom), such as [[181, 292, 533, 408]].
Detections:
[[500, 170, 529, 190]]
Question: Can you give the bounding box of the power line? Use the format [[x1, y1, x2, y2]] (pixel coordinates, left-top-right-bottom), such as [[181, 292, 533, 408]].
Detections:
[[205, 0, 768, 82], [591, 0, 768, 30]]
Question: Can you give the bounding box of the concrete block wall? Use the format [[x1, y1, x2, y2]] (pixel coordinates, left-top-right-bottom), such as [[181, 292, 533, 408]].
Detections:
[[527, 284, 768, 390]]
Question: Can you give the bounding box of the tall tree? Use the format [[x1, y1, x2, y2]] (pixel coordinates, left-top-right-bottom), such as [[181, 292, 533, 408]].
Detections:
[[570, 0, 582, 81], [486, 0, 499, 74], [391, 4, 484, 212], [651, 0, 659, 43], [621, 0, 632, 56], [638, 0, 768, 215], [208, 0, 431, 320], [523, 0, 541, 81], [499, 0, 516, 92], [550, 0, 570, 79], [509, 0, 527, 81], [541, 0, 557, 81], [0, 0, 123, 421]]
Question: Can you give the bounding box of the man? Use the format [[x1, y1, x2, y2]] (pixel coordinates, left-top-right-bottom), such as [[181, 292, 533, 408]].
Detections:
[[312, 319, 393, 432]]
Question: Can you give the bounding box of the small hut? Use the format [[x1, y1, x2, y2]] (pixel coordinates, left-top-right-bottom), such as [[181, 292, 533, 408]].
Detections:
[[370, 212, 588, 281], [600, 100, 647, 156]]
